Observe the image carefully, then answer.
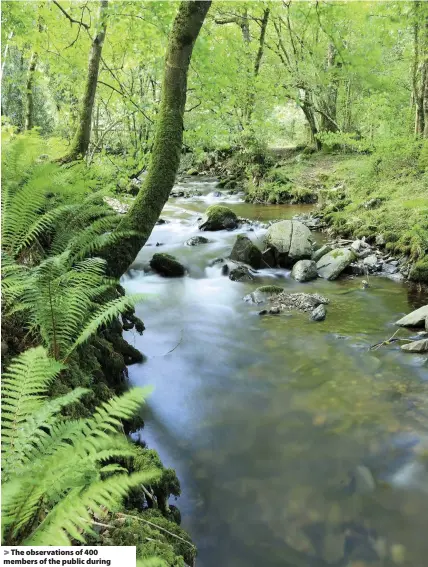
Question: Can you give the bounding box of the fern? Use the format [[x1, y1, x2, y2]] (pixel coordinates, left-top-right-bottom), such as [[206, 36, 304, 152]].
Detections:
[[67, 293, 145, 359], [1, 348, 158, 546]]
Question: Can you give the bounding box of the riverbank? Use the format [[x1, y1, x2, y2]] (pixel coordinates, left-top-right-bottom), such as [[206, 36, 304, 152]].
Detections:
[[187, 145, 428, 284]]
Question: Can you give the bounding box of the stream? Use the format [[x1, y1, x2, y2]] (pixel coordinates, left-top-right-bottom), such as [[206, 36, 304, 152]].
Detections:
[[123, 177, 428, 567]]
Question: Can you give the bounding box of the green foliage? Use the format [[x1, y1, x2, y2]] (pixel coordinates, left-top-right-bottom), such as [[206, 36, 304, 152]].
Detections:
[[409, 258, 428, 283], [1, 347, 157, 546], [317, 131, 375, 154]]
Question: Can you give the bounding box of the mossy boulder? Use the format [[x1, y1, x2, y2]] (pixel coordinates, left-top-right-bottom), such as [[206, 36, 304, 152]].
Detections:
[[198, 205, 238, 231], [265, 220, 313, 267], [229, 234, 262, 269], [316, 248, 356, 280], [150, 253, 186, 277]]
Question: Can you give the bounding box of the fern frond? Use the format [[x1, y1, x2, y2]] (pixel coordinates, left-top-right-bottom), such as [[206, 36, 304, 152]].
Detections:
[[6, 389, 89, 476], [66, 293, 145, 358], [28, 471, 160, 546], [14, 204, 78, 256], [1, 348, 65, 466]]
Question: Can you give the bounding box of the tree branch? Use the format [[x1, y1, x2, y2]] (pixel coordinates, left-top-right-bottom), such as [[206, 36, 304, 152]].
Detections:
[[52, 1, 90, 30]]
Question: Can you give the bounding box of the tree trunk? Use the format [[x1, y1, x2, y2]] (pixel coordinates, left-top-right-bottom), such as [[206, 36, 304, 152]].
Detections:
[[320, 43, 339, 134], [61, 0, 108, 161], [24, 51, 38, 131], [245, 8, 270, 123], [1, 30, 14, 79], [301, 91, 322, 150], [413, 1, 428, 138], [106, 0, 211, 277]]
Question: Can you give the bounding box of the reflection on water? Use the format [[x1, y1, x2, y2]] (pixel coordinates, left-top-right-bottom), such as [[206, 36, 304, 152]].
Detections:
[[123, 178, 428, 567]]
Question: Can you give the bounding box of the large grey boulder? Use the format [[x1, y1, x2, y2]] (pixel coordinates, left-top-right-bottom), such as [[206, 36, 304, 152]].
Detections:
[[198, 205, 238, 231], [291, 259, 318, 282], [150, 253, 186, 277], [401, 339, 428, 353], [229, 235, 262, 269], [396, 305, 428, 328], [316, 248, 356, 280], [265, 220, 313, 267]]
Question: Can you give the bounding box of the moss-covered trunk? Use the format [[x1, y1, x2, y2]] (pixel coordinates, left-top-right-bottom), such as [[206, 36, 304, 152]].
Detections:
[[24, 51, 38, 131], [61, 0, 108, 162], [106, 0, 211, 277]]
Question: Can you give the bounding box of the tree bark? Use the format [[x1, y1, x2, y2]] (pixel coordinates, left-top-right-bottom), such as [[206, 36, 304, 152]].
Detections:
[[24, 51, 38, 131], [106, 0, 211, 277], [319, 43, 339, 134], [301, 91, 322, 150], [245, 8, 270, 123], [61, 0, 108, 161], [413, 1, 428, 138]]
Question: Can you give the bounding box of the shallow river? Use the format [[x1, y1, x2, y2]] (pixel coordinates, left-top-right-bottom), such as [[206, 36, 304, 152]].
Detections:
[[123, 177, 428, 567]]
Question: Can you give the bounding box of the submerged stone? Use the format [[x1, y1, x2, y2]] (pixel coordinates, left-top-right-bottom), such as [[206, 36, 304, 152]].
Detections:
[[229, 264, 255, 282], [395, 305, 428, 328], [401, 339, 428, 353], [150, 253, 186, 277], [310, 304, 326, 321], [185, 236, 210, 246]]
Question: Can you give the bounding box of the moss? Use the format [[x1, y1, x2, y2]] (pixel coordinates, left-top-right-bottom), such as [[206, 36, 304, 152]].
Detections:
[[256, 285, 284, 294], [199, 205, 238, 230], [150, 253, 186, 277], [409, 258, 428, 283], [245, 179, 317, 205], [205, 204, 237, 220], [89, 509, 194, 566]]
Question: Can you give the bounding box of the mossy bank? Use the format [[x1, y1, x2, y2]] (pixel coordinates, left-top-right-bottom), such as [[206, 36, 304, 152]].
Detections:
[[211, 141, 428, 283]]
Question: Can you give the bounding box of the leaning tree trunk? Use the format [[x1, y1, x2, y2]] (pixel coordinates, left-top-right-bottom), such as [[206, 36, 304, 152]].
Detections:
[[61, 0, 108, 162], [301, 90, 322, 150], [24, 51, 38, 131], [106, 0, 211, 277]]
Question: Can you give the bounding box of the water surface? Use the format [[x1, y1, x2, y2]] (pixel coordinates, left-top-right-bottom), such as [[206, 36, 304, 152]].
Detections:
[[123, 177, 428, 567]]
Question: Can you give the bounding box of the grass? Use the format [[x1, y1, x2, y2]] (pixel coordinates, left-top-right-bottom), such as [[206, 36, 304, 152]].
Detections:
[[243, 143, 428, 282]]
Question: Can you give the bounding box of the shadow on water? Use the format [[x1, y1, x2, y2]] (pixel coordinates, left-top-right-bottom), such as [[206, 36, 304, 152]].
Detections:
[[123, 177, 428, 567]]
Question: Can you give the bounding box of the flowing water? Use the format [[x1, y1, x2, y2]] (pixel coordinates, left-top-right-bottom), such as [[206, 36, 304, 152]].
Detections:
[[122, 177, 428, 567]]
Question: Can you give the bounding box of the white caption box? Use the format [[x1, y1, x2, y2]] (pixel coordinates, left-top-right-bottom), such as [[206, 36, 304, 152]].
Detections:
[[0, 547, 136, 567]]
